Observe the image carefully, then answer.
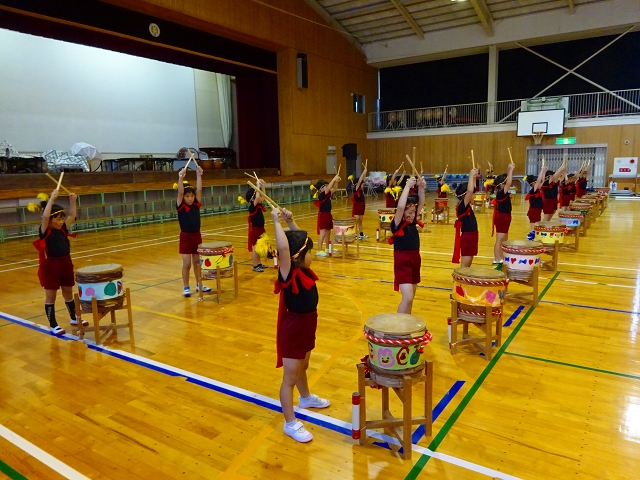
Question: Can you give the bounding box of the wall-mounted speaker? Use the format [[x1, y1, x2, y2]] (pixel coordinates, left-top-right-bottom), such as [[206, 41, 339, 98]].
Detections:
[[297, 53, 308, 89], [342, 143, 357, 160]]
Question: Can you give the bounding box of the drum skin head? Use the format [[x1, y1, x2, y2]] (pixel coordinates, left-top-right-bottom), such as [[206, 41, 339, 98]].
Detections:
[[199, 241, 232, 250], [365, 313, 426, 336], [453, 267, 506, 280], [333, 218, 356, 226], [76, 263, 123, 274], [535, 221, 564, 229], [502, 240, 542, 249]]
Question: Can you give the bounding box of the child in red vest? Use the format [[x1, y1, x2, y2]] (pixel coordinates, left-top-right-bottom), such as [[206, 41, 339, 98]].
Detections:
[[525, 165, 547, 240], [349, 168, 368, 239], [313, 174, 340, 257], [177, 166, 211, 295], [31, 189, 84, 335], [246, 179, 267, 272], [271, 206, 330, 443], [452, 169, 479, 268], [388, 176, 426, 314], [492, 163, 515, 266]]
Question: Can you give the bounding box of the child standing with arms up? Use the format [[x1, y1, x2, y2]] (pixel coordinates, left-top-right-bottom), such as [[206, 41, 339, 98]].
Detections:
[[452, 169, 479, 268], [32, 189, 85, 335], [247, 179, 268, 272], [524, 165, 547, 240], [272, 206, 330, 443], [388, 176, 426, 314], [177, 166, 211, 297], [350, 167, 368, 239], [314, 174, 340, 257], [491, 163, 515, 267]]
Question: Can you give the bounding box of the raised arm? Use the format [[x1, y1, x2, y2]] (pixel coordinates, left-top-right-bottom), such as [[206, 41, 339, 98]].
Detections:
[[196, 165, 203, 200], [65, 193, 77, 228], [393, 177, 416, 227], [551, 165, 567, 183], [503, 163, 514, 193], [280, 207, 300, 231], [253, 179, 264, 206], [534, 166, 547, 192], [176, 168, 186, 206], [40, 189, 58, 233], [417, 175, 426, 213], [326, 174, 341, 194], [390, 167, 401, 187], [271, 207, 290, 279], [464, 169, 477, 207], [355, 168, 367, 191]]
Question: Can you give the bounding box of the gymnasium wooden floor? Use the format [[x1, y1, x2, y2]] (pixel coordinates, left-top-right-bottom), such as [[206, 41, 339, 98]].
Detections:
[[1, 193, 639, 480]]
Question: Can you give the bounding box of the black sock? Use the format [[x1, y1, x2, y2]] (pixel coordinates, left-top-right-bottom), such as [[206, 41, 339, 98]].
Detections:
[[65, 300, 76, 321], [45, 304, 57, 328], [360, 232, 364, 236]]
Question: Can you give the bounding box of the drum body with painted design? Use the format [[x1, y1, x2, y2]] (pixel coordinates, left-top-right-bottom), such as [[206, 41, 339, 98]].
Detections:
[[76, 264, 124, 311], [198, 241, 234, 278]]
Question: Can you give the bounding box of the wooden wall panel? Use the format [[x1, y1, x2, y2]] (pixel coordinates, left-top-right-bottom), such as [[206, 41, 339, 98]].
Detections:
[[369, 124, 640, 177], [109, 0, 378, 177]]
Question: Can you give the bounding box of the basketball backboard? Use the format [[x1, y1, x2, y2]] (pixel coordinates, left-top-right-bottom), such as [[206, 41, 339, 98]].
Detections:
[[516, 109, 565, 137]]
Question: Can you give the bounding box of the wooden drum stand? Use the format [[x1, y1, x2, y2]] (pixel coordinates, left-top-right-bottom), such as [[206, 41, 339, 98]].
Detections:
[[199, 262, 239, 303], [355, 361, 433, 460], [73, 289, 134, 345]]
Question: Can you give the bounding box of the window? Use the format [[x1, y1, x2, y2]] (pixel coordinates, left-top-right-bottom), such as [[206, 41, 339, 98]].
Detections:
[[352, 93, 365, 114]]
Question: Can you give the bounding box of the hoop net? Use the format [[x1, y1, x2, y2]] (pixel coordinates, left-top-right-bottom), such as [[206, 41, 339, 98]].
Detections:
[[532, 131, 544, 145]]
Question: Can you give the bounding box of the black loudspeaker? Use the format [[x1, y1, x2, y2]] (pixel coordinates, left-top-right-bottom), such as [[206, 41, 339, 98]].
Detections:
[[297, 53, 308, 89], [342, 143, 357, 160]]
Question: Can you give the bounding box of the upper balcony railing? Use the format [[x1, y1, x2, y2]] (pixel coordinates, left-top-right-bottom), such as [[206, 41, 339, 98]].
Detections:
[[368, 89, 640, 133]]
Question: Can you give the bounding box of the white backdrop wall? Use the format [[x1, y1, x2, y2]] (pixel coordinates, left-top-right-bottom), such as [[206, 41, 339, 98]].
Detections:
[[0, 28, 202, 155]]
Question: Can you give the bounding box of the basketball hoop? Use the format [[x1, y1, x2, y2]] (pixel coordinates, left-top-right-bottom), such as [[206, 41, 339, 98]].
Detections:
[[532, 131, 544, 145]]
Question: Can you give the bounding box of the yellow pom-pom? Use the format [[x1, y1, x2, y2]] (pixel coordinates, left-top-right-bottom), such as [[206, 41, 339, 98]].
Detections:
[[173, 182, 178, 190], [310, 185, 317, 191], [435, 174, 441, 179], [348, 175, 354, 182], [441, 184, 451, 194], [238, 196, 247, 205], [384, 187, 391, 194], [484, 179, 494, 188], [27, 202, 40, 212], [255, 233, 272, 258], [183, 180, 189, 185], [313, 192, 318, 199], [392, 186, 403, 199], [36, 192, 49, 202]]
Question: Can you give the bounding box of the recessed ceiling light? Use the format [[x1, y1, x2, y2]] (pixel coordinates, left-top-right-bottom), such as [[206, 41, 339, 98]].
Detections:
[[451, 0, 468, 2]]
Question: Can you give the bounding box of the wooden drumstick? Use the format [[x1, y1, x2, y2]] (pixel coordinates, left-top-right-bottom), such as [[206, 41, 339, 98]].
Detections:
[[56, 172, 64, 191], [365, 158, 368, 170], [420, 161, 424, 174], [398, 161, 404, 171], [508, 147, 514, 165], [247, 180, 280, 210], [412, 146, 416, 164], [542, 154, 546, 167], [184, 151, 195, 171], [471, 150, 475, 169], [336, 164, 341, 176], [45, 173, 72, 194], [405, 154, 419, 176]]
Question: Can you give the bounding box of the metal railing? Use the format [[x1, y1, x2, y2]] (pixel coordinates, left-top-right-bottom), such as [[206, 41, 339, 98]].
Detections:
[[369, 89, 640, 133]]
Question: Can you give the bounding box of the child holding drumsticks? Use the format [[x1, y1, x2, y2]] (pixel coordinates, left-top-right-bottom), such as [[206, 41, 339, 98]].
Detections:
[[31, 189, 84, 335], [176, 165, 211, 296], [388, 175, 426, 314], [271, 205, 330, 443]]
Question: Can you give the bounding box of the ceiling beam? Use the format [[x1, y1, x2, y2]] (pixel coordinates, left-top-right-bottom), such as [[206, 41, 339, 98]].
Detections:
[[469, 0, 494, 36], [389, 0, 424, 40], [568, 0, 575, 14], [302, 0, 363, 52]]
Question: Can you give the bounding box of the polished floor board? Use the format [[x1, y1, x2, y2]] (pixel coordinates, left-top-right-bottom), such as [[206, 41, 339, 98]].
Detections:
[[1, 195, 639, 479]]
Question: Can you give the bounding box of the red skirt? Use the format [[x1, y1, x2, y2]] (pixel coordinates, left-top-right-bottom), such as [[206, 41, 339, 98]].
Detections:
[[561, 195, 572, 207], [39, 255, 75, 290], [527, 207, 542, 224], [248, 226, 266, 252], [385, 196, 396, 208], [278, 310, 318, 360], [318, 211, 333, 231], [393, 249, 421, 291], [542, 197, 557, 214], [493, 212, 512, 234], [460, 231, 479, 257], [352, 201, 365, 216], [179, 231, 202, 255]]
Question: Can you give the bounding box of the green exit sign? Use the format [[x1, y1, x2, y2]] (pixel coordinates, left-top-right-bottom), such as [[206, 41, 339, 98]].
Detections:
[[556, 137, 576, 145]]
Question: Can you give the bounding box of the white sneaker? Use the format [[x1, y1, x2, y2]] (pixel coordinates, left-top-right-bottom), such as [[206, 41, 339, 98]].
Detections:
[[69, 318, 89, 327], [298, 393, 330, 409], [316, 251, 328, 257], [50, 326, 65, 336], [283, 421, 313, 443]]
